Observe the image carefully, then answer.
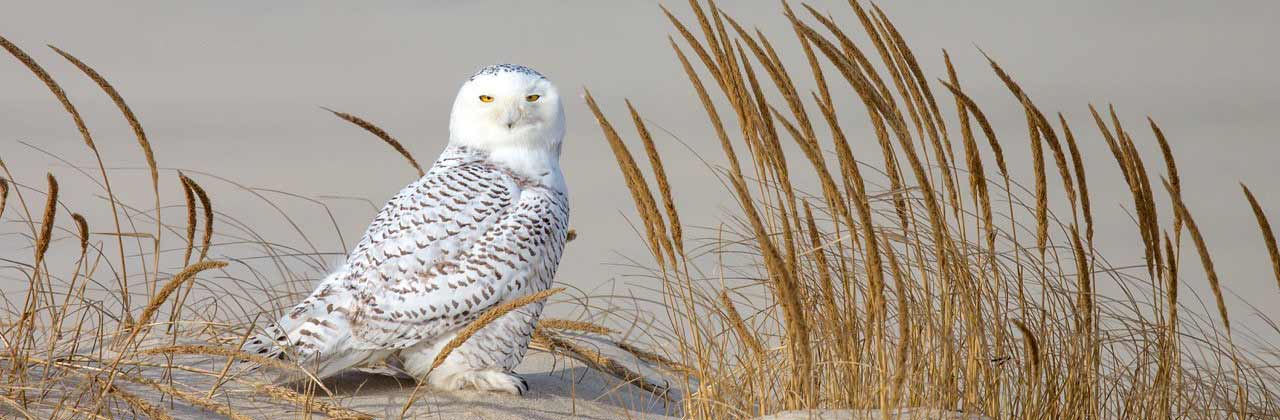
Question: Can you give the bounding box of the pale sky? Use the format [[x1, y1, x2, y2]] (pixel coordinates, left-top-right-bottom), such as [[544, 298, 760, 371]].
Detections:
[[2, 1, 1277, 329]]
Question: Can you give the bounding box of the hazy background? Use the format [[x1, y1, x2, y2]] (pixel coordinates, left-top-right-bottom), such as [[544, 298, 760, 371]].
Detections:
[[2, 1, 1277, 329]]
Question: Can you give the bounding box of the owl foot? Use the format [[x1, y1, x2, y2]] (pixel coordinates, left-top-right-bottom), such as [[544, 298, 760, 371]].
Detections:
[[428, 370, 529, 396]]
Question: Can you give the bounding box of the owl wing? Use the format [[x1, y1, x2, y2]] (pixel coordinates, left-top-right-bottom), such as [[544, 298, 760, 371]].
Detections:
[[340, 149, 557, 351]]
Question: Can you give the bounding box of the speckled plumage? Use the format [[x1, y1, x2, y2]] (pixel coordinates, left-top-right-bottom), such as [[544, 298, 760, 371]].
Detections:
[[469, 63, 543, 80], [245, 64, 568, 395]]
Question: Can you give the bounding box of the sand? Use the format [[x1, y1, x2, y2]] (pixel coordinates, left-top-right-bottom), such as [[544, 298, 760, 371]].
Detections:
[[4, 329, 1002, 420], [298, 351, 682, 420], [103, 333, 685, 420], [9, 332, 999, 419]]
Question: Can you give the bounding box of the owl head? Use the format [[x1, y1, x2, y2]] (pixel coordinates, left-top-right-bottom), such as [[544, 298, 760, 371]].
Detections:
[[449, 64, 565, 155]]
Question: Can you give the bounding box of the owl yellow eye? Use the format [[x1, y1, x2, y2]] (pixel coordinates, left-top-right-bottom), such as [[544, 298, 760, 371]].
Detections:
[[525, 94, 541, 102], [479, 95, 494, 103]]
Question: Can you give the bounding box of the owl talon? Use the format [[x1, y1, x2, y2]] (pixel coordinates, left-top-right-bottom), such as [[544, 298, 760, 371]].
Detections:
[[516, 375, 530, 396]]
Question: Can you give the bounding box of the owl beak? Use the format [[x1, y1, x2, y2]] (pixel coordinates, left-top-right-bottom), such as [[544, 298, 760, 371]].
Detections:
[[500, 102, 523, 129]]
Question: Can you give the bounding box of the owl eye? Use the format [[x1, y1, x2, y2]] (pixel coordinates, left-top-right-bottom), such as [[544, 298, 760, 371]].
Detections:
[[525, 94, 541, 102], [479, 95, 494, 103]]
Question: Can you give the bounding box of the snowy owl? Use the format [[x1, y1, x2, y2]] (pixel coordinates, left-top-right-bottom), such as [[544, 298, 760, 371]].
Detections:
[[243, 63, 569, 395]]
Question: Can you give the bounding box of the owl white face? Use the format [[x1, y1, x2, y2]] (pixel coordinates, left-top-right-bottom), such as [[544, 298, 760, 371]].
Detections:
[[449, 64, 565, 154]]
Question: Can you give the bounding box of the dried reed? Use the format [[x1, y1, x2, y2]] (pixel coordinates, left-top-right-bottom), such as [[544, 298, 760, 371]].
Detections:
[[138, 345, 298, 373], [538, 318, 617, 335], [429, 287, 563, 373], [178, 173, 213, 262], [1242, 184, 1280, 291], [50, 45, 164, 299], [256, 384, 374, 420], [323, 107, 424, 177], [133, 261, 229, 334], [94, 378, 174, 420], [0, 35, 133, 320], [533, 329, 674, 398], [0, 177, 8, 220]]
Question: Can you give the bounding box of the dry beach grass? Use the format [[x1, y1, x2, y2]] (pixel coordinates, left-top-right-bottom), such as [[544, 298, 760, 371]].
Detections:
[[585, 1, 1280, 419], [1, 0, 1279, 419]]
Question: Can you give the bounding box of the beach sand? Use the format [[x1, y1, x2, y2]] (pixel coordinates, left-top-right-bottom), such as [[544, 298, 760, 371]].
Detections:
[[98, 333, 684, 419], [6, 331, 993, 419], [302, 351, 682, 419]]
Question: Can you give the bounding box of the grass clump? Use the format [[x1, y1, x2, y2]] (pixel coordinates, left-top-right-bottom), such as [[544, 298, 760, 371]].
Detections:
[[587, 1, 1279, 418]]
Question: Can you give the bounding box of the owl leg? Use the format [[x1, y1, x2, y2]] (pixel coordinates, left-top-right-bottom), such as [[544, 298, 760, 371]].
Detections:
[[406, 356, 529, 395], [399, 333, 530, 396]]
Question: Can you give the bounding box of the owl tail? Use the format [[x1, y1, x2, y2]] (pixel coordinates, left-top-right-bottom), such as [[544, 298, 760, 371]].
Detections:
[[240, 320, 388, 382], [240, 301, 389, 381], [241, 322, 288, 362]]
